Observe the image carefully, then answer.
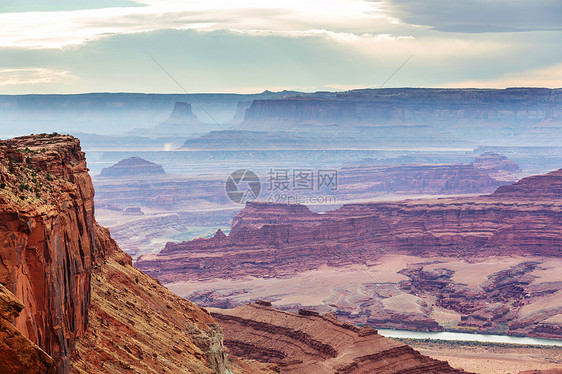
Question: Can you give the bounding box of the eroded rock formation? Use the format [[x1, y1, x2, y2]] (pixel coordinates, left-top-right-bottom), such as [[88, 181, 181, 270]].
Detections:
[[162, 102, 203, 125], [137, 169, 562, 283], [210, 302, 469, 373], [99, 157, 166, 177], [0, 283, 55, 374], [0, 135, 244, 374], [137, 169, 561, 338], [337, 163, 505, 198]]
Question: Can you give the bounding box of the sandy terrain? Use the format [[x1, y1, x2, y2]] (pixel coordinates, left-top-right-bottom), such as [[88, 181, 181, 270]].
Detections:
[[406, 340, 562, 374], [168, 256, 429, 307], [167, 254, 562, 340]]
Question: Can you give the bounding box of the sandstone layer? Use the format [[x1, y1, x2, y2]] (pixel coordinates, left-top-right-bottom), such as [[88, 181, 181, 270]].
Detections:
[[0, 283, 56, 374], [210, 302, 469, 373]]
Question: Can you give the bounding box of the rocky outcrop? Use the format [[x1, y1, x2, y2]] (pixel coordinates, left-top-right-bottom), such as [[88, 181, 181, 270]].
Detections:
[[137, 169, 562, 283], [0, 283, 56, 374], [493, 168, 562, 199], [99, 157, 165, 177], [472, 152, 521, 173], [162, 102, 203, 125], [471, 152, 522, 181], [210, 303, 469, 373], [0, 135, 245, 374], [0, 134, 95, 373]]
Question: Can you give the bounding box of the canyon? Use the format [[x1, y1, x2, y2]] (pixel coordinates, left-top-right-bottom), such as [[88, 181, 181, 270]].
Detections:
[[93, 152, 520, 258], [137, 168, 562, 341], [0, 134, 489, 374]]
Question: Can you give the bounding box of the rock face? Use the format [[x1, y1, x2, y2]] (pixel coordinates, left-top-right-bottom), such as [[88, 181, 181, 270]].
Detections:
[[137, 169, 562, 283], [0, 134, 95, 373], [162, 102, 203, 125], [237, 88, 561, 131], [99, 157, 166, 177], [0, 135, 243, 374], [210, 303, 469, 373], [493, 168, 562, 199], [0, 283, 56, 374], [471, 152, 522, 181]]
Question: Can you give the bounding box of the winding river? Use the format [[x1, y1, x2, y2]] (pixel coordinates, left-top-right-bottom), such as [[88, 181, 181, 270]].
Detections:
[[378, 329, 562, 347]]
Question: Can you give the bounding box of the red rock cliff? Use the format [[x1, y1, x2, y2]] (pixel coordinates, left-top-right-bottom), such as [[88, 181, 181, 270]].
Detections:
[[0, 283, 56, 374], [137, 169, 562, 282], [0, 134, 95, 373], [0, 134, 250, 374]]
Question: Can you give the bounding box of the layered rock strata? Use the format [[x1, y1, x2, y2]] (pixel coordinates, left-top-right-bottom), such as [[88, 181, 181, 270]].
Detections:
[[0, 283, 56, 374], [137, 169, 562, 283], [237, 88, 561, 130], [210, 302, 469, 373]]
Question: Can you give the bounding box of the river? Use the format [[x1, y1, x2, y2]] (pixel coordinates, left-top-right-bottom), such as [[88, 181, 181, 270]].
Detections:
[[378, 329, 562, 347]]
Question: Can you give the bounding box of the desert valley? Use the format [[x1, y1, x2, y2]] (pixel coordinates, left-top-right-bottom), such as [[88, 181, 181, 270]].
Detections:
[[1, 88, 560, 373], [1, 1, 562, 372]]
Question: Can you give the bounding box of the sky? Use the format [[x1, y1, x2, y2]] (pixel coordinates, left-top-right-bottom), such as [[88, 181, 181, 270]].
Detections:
[[0, 0, 561, 94]]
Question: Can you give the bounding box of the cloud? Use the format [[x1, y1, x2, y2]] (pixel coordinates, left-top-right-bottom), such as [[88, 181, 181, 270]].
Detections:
[[0, 1, 560, 93], [0, 0, 397, 49], [384, 0, 562, 33], [226, 28, 413, 44], [0, 0, 142, 13], [0, 68, 73, 86]]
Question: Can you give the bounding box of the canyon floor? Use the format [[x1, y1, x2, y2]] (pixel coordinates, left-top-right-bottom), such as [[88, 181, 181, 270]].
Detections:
[[167, 255, 562, 336], [404, 340, 562, 374]]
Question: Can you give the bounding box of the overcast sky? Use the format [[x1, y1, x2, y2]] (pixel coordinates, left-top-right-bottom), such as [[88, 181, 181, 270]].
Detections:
[[0, 0, 560, 93]]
